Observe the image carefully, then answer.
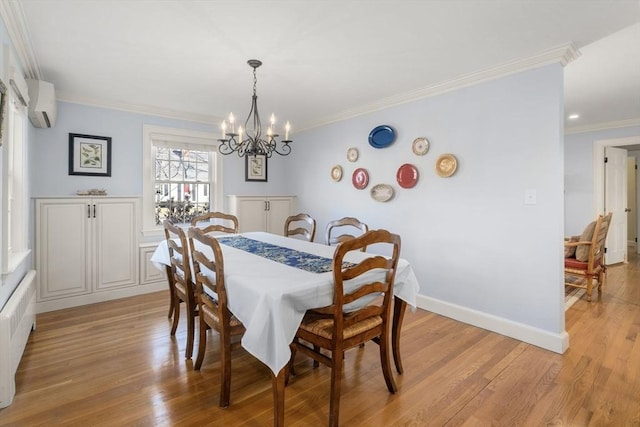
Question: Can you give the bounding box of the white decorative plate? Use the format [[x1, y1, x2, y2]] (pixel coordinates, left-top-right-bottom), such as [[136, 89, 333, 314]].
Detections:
[[331, 165, 343, 182], [412, 137, 429, 156], [347, 147, 359, 162], [435, 154, 458, 177], [370, 184, 394, 202]]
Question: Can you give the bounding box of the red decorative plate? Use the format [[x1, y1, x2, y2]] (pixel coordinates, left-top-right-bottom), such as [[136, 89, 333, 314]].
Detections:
[[352, 168, 369, 190], [396, 163, 418, 188]]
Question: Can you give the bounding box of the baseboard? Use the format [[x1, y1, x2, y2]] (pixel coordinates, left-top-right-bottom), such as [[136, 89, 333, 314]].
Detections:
[[416, 294, 570, 354], [35, 282, 167, 313]]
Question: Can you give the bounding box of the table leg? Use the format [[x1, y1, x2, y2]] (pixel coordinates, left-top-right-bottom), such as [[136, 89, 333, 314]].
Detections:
[[392, 296, 407, 375], [272, 368, 286, 427]]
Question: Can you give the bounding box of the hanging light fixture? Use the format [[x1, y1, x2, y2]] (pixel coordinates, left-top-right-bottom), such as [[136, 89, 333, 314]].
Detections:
[[218, 59, 292, 157]]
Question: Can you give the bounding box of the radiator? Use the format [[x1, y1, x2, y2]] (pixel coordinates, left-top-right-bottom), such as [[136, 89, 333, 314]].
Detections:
[[0, 270, 36, 408]]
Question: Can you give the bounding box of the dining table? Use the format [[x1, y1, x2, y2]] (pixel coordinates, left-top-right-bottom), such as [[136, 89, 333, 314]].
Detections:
[[151, 231, 419, 426]]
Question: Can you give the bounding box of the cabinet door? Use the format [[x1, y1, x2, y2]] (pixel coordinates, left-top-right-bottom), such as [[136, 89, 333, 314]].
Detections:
[[36, 200, 91, 300], [266, 197, 293, 235], [234, 198, 268, 233], [93, 198, 139, 291]]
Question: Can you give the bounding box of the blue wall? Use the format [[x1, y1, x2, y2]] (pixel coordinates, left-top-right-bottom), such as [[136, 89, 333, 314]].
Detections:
[[291, 64, 567, 348]]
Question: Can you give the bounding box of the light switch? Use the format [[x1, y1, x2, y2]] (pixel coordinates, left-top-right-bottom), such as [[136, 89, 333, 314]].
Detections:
[[524, 189, 537, 205]]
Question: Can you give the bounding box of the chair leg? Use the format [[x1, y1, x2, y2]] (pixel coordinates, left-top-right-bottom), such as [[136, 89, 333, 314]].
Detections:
[[165, 267, 174, 318], [599, 269, 606, 295], [168, 296, 174, 319], [313, 345, 320, 368], [378, 332, 398, 394], [219, 330, 232, 408], [287, 342, 298, 379], [194, 317, 207, 370], [586, 277, 593, 302], [170, 295, 180, 336], [392, 297, 406, 374], [185, 302, 195, 359], [328, 352, 343, 427]]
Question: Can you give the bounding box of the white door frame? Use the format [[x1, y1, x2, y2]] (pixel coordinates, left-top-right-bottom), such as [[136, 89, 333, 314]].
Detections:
[[594, 135, 640, 257]]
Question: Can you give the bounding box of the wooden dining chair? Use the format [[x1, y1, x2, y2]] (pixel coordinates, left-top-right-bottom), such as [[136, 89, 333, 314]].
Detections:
[[163, 220, 198, 359], [325, 217, 369, 251], [565, 212, 613, 301], [289, 229, 401, 427], [188, 227, 246, 408], [191, 211, 239, 234], [284, 213, 316, 242]]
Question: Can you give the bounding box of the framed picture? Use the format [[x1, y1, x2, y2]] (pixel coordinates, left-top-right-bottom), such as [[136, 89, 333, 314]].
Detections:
[[245, 154, 267, 182], [0, 77, 7, 147], [69, 133, 112, 176]]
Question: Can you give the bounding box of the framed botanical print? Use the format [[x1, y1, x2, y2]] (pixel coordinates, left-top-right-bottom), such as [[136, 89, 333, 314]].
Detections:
[[69, 133, 112, 176], [245, 154, 267, 182]]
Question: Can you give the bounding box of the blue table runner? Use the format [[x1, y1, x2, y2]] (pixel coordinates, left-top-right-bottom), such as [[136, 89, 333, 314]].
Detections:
[[216, 236, 353, 273]]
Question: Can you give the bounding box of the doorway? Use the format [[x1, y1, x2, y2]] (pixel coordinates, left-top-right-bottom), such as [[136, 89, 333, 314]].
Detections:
[[594, 135, 640, 263]]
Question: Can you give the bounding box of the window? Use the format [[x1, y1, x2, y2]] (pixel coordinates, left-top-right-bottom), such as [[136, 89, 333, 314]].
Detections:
[[1, 80, 29, 274], [154, 147, 210, 225], [142, 125, 222, 237]]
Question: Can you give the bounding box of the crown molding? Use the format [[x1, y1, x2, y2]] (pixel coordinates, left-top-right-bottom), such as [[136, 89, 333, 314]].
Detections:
[[565, 118, 640, 135], [57, 94, 220, 125], [0, 0, 41, 79], [301, 43, 581, 131]]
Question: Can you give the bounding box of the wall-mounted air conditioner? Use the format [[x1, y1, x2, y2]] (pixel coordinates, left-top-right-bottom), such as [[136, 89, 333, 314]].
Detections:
[[26, 79, 57, 128]]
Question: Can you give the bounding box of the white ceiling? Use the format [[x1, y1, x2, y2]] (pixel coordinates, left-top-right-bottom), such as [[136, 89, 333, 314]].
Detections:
[[4, 1, 640, 133]]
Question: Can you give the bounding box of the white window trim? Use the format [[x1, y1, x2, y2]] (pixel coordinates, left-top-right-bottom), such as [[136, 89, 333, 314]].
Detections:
[[1, 82, 30, 275], [142, 125, 223, 238]]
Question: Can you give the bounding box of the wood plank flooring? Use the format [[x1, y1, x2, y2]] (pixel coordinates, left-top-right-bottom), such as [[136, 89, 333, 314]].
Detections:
[[1, 253, 639, 426]]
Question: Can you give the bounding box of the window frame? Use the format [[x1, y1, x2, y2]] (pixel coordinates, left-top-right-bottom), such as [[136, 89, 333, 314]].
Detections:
[[142, 125, 223, 238], [1, 82, 30, 274]]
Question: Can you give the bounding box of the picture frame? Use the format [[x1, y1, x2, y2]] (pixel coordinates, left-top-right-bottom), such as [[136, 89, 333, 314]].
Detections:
[[245, 154, 267, 182], [0, 77, 7, 147], [69, 133, 112, 176]]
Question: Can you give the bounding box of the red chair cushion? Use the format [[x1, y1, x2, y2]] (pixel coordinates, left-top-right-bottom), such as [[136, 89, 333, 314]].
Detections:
[[565, 258, 588, 270]]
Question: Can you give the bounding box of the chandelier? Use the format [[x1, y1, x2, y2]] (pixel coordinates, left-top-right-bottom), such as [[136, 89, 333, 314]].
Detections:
[[218, 59, 292, 157]]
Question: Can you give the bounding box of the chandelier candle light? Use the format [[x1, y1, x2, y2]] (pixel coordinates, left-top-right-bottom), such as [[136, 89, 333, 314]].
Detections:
[[218, 59, 292, 157]]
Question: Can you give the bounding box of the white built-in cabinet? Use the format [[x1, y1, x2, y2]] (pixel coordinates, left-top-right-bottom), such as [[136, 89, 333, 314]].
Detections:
[[227, 195, 296, 235], [35, 197, 143, 311]]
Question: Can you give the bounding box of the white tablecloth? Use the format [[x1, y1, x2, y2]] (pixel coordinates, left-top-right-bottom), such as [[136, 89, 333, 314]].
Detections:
[[151, 231, 419, 374]]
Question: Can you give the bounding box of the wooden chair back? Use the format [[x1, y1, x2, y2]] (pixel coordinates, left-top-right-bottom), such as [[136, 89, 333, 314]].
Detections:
[[284, 213, 317, 241], [564, 212, 613, 301], [290, 229, 401, 426], [325, 217, 369, 250], [590, 212, 612, 270], [163, 220, 197, 358], [191, 211, 239, 234], [187, 226, 245, 407]]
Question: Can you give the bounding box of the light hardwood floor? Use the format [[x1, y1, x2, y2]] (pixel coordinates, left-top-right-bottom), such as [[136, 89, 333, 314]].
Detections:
[[1, 253, 639, 426]]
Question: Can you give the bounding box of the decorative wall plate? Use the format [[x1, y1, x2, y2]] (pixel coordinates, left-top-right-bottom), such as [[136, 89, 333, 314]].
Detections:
[[396, 163, 419, 188], [331, 165, 343, 181], [370, 184, 394, 202], [352, 168, 369, 189], [368, 125, 396, 148], [435, 154, 458, 177], [412, 137, 429, 156], [347, 147, 359, 162]]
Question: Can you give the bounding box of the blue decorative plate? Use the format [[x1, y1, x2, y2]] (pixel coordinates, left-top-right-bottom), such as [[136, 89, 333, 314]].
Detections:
[[368, 125, 396, 149]]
